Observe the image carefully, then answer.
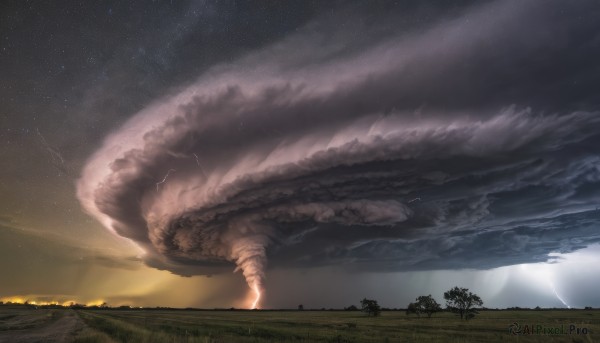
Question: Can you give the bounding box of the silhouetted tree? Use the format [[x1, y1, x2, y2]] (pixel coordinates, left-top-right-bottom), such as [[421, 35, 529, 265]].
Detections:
[[407, 295, 442, 318], [418, 295, 442, 318], [406, 302, 420, 317], [298, 304, 304, 310], [443, 287, 483, 320], [345, 305, 358, 311], [360, 298, 381, 317]]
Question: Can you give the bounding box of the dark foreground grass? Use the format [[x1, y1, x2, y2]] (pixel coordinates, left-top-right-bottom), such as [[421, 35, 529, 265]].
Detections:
[[73, 309, 600, 343], [0, 307, 62, 331]]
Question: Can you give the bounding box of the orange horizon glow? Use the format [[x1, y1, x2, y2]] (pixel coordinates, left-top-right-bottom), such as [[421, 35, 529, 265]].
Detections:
[[0, 296, 102, 307]]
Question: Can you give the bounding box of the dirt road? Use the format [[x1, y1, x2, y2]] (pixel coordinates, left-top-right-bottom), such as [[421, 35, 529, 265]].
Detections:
[[0, 308, 84, 343]]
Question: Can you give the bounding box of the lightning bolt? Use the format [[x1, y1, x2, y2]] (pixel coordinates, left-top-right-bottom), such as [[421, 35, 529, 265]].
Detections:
[[549, 280, 571, 309], [191, 153, 207, 178], [36, 128, 70, 176], [251, 282, 261, 309], [520, 263, 571, 308], [156, 169, 176, 192], [408, 197, 421, 203]]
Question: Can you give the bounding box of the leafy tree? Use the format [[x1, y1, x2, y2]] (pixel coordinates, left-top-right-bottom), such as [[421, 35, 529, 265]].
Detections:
[[360, 298, 381, 317], [443, 287, 483, 320], [406, 295, 442, 318], [406, 302, 420, 317], [345, 305, 358, 311], [419, 295, 442, 318], [409, 294, 442, 318], [298, 304, 304, 311]]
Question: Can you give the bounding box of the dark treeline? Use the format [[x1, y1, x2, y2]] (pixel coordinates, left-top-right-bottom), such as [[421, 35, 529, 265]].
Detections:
[[0, 301, 595, 312]]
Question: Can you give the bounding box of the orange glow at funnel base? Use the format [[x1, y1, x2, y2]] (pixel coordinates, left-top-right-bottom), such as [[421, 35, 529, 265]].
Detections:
[[251, 282, 261, 309]]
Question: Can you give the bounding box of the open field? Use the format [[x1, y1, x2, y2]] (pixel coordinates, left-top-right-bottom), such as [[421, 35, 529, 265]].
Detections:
[[0, 306, 598, 342]]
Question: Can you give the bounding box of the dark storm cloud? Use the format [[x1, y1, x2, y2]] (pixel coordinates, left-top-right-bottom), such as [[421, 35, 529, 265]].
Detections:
[[78, 0, 600, 296]]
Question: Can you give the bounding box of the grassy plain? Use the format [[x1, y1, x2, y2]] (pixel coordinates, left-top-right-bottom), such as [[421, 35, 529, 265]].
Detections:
[[1, 306, 598, 342]]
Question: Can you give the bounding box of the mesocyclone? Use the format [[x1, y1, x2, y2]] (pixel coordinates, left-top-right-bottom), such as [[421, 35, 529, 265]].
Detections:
[[77, 0, 600, 308]]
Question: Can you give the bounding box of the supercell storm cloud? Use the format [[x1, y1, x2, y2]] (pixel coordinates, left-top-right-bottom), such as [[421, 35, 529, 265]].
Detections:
[[77, 0, 600, 305]]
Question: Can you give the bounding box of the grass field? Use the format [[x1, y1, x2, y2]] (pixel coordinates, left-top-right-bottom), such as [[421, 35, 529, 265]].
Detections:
[[1, 307, 598, 342]]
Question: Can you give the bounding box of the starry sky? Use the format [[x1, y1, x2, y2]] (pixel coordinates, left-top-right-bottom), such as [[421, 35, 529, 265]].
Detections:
[[1, 0, 600, 309]]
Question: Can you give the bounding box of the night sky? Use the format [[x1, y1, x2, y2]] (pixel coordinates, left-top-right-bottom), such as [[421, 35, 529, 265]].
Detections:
[[1, 0, 600, 309]]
